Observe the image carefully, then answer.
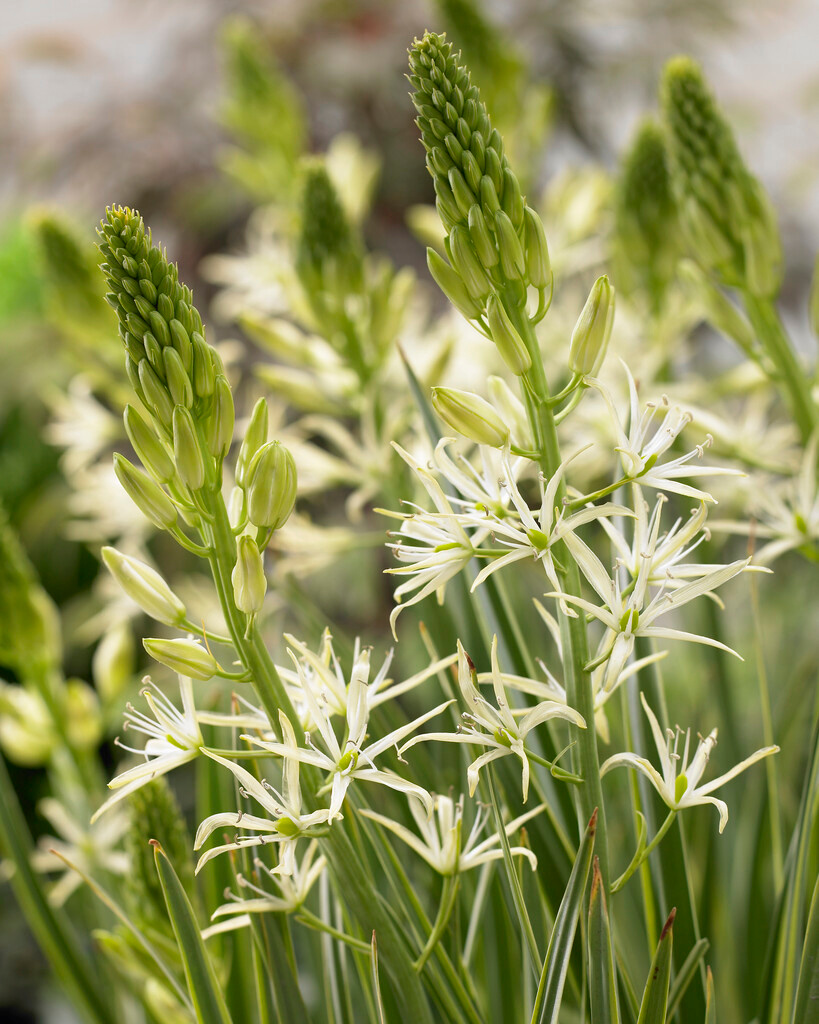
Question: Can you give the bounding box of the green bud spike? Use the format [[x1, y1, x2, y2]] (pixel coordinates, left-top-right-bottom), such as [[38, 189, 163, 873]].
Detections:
[[661, 56, 781, 296], [523, 206, 551, 291], [487, 295, 531, 374], [247, 440, 297, 530], [101, 547, 186, 626], [448, 224, 491, 298], [569, 275, 615, 377], [296, 162, 362, 297], [172, 405, 206, 491], [432, 386, 509, 447], [143, 637, 221, 681], [426, 248, 483, 321], [232, 534, 267, 615], [124, 404, 175, 482], [494, 210, 525, 280], [113, 453, 178, 530], [236, 397, 269, 488], [205, 375, 235, 459], [162, 346, 193, 408]]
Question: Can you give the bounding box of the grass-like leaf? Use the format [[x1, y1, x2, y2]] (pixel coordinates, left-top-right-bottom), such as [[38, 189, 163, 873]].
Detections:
[[588, 855, 620, 1023], [637, 908, 675, 1024], [793, 871, 819, 1024]]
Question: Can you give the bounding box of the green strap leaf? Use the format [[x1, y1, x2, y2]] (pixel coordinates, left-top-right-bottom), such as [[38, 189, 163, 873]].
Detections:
[[666, 938, 709, 1021], [531, 808, 598, 1024], [705, 967, 716, 1024], [793, 871, 819, 1024], [588, 855, 620, 1024], [151, 840, 234, 1024], [371, 931, 387, 1024], [637, 909, 675, 1024]]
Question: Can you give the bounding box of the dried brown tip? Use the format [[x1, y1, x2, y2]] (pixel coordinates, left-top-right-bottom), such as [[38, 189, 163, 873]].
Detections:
[[661, 906, 677, 939]]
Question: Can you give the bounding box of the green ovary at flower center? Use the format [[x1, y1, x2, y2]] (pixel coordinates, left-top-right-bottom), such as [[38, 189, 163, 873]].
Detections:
[[795, 512, 808, 534], [493, 727, 514, 748], [338, 748, 359, 773], [674, 773, 688, 802], [274, 816, 300, 837], [526, 528, 551, 551], [619, 608, 640, 632]]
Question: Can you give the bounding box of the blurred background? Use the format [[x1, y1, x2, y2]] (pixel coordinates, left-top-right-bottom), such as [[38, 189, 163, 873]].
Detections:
[[1, 0, 818, 1019]]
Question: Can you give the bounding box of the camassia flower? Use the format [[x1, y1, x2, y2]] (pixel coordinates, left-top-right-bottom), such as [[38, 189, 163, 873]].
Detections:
[[592, 364, 743, 501], [194, 712, 331, 874], [92, 675, 202, 821], [600, 693, 779, 831], [361, 793, 542, 875], [401, 638, 585, 802], [245, 649, 449, 821]]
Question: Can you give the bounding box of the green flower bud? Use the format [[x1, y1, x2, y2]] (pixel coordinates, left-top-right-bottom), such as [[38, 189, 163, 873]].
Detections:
[[232, 534, 267, 614], [523, 206, 551, 290], [494, 211, 525, 280], [486, 295, 531, 374], [143, 638, 221, 681], [124, 405, 175, 483], [113, 453, 177, 530], [432, 386, 509, 447], [172, 405, 206, 491], [138, 359, 174, 428], [92, 621, 134, 703], [191, 333, 215, 398], [102, 547, 186, 626], [426, 248, 483, 321], [247, 440, 297, 530], [480, 175, 500, 217], [162, 346, 193, 408], [236, 397, 269, 488], [468, 204, 498, 269], [500, 168, 524, 228], [448, 225, 491, 299], [0, 683, 55, 766], [205, 375, 235, 460], [569, 276, 614, 377]]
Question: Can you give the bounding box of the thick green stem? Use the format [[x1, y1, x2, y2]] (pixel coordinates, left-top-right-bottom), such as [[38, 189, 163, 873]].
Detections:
[[504, 297, 610, 888], [742, 293, 817, 445]]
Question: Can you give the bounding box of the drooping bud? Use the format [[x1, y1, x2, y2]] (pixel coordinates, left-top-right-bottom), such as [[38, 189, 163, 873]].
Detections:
[[432, 387, 509, 447], [232, 534, 267, 614], [124, 405, 175, 483], [143, 638, 221, 681], [172, 405, 206, 491], [246, 441, 297, 530], [113, 453, 177, 530], [569, 276, 614, 377], [102, 547, 186, 626], [236, 397, 269, 488], [661, 57, 782, 297], [426, 248, 483, 321], [486, 295, 531, 374]]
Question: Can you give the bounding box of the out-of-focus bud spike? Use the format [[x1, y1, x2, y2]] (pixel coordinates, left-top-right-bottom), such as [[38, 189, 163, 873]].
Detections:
[[113, 453, 177, 529], [172, 405, 206, 491], [232, 534, 267, 615], [102, 547, 186, 626], [432, 386, 509, 447], [487, 295, 531, 375]]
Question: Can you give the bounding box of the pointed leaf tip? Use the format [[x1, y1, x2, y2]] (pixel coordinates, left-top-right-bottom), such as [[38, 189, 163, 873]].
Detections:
[[660, 907, 676, 940]]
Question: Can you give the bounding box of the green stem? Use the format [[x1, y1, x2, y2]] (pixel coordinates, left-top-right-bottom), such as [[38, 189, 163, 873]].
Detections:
[[742, 293, 817, 444], [611, 811, 677, 892]]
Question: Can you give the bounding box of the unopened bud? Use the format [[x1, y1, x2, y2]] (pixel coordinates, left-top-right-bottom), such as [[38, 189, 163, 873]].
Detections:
[[143, 637, 221, 681], [138, 359, 174, 428], [468, 205, 498, 270], [236, 398, 269, 488], [569, 276, 614, 377], [113, 453, 177, 530], [92, 620, 134, 703], [523, 207, 552, 290], [191, 333, 215, 398], [0, 684, 54, 766], [232, 535, 267, 615], [448, 225, 491, 299], [426, 248, 483, 320], [432, 387, 509, 447], [247, 441, 297, 530], [494, 211, 526, 281], [500, 168, 524, 228], [124, 405, 175, 482], [487, 296, 531, 375], [173, 405, 206, 491], [205, 375, 235, 459], [102, 547, 186, 625], [487, 375, 529, 442]]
